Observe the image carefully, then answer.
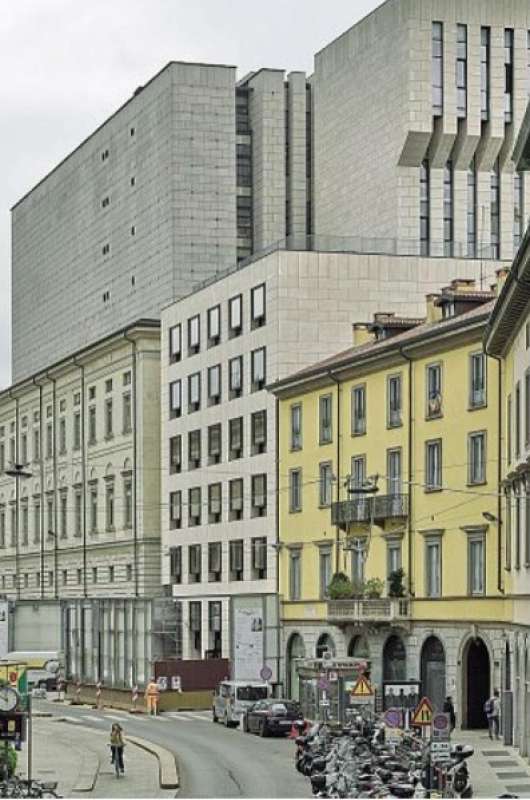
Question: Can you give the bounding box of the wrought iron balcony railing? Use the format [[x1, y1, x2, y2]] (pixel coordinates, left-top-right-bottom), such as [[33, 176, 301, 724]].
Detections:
[[331, 494, 408, 530]]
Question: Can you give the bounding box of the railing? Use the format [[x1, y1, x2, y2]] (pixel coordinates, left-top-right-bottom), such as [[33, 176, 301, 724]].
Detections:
[[373, 494, 409, 522], [331, 494, 408, 529], [327, 597, 410, 624]]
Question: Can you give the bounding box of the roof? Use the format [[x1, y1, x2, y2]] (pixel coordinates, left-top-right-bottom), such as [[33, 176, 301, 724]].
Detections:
[[271, 300, 495, 395], [435, 290, 495, 305]]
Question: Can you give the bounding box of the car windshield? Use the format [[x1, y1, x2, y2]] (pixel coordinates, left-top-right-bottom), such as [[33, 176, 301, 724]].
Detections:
[[270, 701, 300, 714], [236, 686, 268, 701]]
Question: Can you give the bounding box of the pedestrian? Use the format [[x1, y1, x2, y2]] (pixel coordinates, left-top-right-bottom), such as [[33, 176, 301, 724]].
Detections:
[[443, 695, 456, 731], [485, 688, 501, 740], [145, 676, 160, 716], [110, 723, 125, 774]]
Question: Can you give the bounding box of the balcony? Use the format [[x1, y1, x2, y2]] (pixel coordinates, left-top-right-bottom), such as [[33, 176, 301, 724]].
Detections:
[[327, 598, 410, 625], [331, 494, 408, 530]]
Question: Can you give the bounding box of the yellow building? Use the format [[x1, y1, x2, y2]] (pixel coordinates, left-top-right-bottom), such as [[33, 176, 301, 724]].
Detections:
[[272, 279, 510, 727]]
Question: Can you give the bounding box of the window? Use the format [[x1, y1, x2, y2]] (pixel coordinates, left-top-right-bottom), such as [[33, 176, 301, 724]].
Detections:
[[251, 410, 267, 455], [170, 547, 182, 584], [420, 160, 430, 256], [470, 353, 486, 408], [468, 533, 485, 595], [109, 565, 115, 583], [208, 542, 222, 581], [505, 29, 514, 123], [105, 379, 113, 394], [290, 404, 302, 450], [251, 284, 266, 329], [207, 365, 221, 406], [208, 483, 222, 524], [481, 27, 490, 121], [526, 475, 530, 566], [77, 568, 83, 585], [425, 439, 442, 491], [228, 417, 243, 460], [92, 567, 98, 584], [514, 172, 524, 253], [0, 510, 4, 548], [469, 432, 486, 485], [73, 412, 81, 450], [229, 479, 244, 521], [102, 243, 110, 256], [124, 479, 133, 529], [208, 424, 222, 465], [319, 462, 333, 507], [169, 491, 182, 530], [229, 295, 242, 338], [229, 540, 244, 581], [443, 161, 453, 257], [387, 541, 402, 577], [387, 449, 402, 496], [432, 22, 443, 116], [237, 194, 252, 242], [60, 492, 67, 539], [187, 315, 200, 356], [229, 356, 243, 399], [0, 443, 4, 472], [351, 386, 366, 435], [72, 489, 81, 538], [169, 380, 181, 419], [104, 398, 113, 438], [515, 482, 522, 569], [10, 505, 16, 547], [33, 501, 40, 544], [289, 468, 302, 512], [516, 381, 521, 459], [88, 406, 96, 444], [351, 546, 365, 585], [105, 481, 115, 530], [122, 392, 132, 434], [387, 375, 402, 427], [526, 371, 530, 447], [507, 393, 513, 465], [169, 324, 182, 363], [289, 550, 301, 601], [250, 348, 266, 392], [351, 455, 366, 490], [169, 435, 182, 474], [207, 305, 221, 347], [21, 433, 27, 465], [188, 429, 201, 470], [467, 158, 477, 258], [188, 373, 201, 413], [491, 160, 500, 259], [189, 487, 201, 526], [21, 502, 28, 545], [251, 474, 267, 517], [237, 142, 252, 187], [46, 423, 53, 459], [33, 429, 40, 462], [456, 24, 467, 118], [90, 486, 97, 533], [426, 364, 442, 418], [319, 394, 332, 444], [425, 535, 442, 597], [319, 548, 332, 599], [123, 371, 131, 388]]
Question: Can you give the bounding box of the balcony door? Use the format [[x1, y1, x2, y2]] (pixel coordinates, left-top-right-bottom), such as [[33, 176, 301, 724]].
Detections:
[[420, 635, 446, 713], [387, 448, 402, 500], [383, 635, 407, 681]]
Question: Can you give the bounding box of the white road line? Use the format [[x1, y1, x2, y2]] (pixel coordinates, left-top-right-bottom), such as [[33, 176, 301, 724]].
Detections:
[[184, 712, 210, 721], [104, 713, 129, 721], [80, 714, 105, 724], [60, 715, 82, 724]]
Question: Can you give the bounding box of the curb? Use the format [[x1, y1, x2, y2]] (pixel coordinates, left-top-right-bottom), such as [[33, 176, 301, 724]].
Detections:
[[127, 734, 180, 790]]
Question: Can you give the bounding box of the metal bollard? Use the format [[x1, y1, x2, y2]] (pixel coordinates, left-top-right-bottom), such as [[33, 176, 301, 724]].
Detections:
[[95, 681, 102, 710], [131, 685, 139, 714]]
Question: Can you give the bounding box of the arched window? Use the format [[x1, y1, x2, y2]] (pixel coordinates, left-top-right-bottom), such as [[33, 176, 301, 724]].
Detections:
[[420, 636, 446, 712], [348, 635, 370, 659], [316, 633, 336, 659], [383, 635, 407, 681], [286, 634, 306, 701]]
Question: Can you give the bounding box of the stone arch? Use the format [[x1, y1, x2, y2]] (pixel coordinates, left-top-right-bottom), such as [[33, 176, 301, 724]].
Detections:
[[316, 633, 336, 659], [348, 634, 370, 659], [461, 634, 491, 729], [286, 633, 306, 701], [105, 463, 114, 477], [420, 635, 446, 712], [383, 634, 407, 682], [123, 457, 132, 472], [89, 468, 97, 481]]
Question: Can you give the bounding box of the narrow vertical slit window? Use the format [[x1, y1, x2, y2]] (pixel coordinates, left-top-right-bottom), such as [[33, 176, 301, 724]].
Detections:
[[491, 160, 500, 259], [420, 160, 430, 256], [467, 158, 477, 258], [443, 161, 453, 257], [504, 29, 514, 124], [514, 172, 524, 253], [456, 24, 467, 119], [481, 28, 490, 121], [432, 22, 444, 117]]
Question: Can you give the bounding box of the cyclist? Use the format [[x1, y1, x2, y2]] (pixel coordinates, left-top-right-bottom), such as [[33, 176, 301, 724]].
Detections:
[[109, 723, 125, 775]]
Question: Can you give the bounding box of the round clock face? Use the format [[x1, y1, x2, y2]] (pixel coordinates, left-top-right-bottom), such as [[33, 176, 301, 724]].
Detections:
[[0, 687, 18, 712]]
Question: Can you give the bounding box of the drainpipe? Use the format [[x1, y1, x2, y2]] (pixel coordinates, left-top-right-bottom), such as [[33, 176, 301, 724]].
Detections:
[[32, 378, 45, 599], [46, 372, 59, 600], [275, 395, 281, 689], [123, 333, 139, 598], [485, 350, 504, 594], [328, 372, 341, 573], [399, 348, 414, 598], [72, 357, 87, 598]]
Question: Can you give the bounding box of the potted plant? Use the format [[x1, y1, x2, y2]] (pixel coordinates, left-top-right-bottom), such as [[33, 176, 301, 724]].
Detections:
[[388, 568, 406, 598], [327, 572, 354, 600], [364, 577, 384, 598]]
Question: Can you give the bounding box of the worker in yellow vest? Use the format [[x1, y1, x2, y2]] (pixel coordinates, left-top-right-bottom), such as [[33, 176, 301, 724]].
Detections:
[[145, 677, 160, 716]]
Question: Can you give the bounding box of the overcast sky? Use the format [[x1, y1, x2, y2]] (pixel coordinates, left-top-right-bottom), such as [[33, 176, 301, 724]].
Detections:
[[0, 0, 382, 390]]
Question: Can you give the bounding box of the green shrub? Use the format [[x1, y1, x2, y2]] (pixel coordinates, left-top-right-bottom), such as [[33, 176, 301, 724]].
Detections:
[[364, 577, 384, 598], [388, 568, 406, 597], [327, 572, 353, 599]]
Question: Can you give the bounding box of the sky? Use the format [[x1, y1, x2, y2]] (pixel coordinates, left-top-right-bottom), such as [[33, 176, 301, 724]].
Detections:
[[0, 0, 382, 391]]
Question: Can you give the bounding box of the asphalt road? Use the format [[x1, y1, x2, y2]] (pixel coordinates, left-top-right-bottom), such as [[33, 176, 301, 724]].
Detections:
[[34, 698, 311, 798]]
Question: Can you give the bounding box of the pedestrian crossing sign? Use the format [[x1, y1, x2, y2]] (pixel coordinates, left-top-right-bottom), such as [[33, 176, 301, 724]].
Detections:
[[351, 675, 374, 698], [411, 696, 433, 726]]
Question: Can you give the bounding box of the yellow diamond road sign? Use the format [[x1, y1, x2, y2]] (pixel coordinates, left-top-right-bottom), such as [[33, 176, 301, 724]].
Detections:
[[351, 675, 374, 697]]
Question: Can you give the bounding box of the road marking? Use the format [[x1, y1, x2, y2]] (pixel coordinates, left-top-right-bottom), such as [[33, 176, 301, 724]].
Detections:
[[80, 714, 105, 724], [60, 715, 82, 724], [104, 713, 128, 721], [184, 712, 210, 721]]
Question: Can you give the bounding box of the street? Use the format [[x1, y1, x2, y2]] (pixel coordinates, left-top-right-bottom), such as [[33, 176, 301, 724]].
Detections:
[[33, 697, 310, 798]]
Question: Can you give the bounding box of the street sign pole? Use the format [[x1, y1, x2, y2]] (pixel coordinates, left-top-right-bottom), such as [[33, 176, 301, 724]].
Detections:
[[27, 692, 32, 786]]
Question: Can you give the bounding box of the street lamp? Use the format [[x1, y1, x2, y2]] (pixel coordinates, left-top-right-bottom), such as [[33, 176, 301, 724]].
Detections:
[[4, 464, 32, 600]]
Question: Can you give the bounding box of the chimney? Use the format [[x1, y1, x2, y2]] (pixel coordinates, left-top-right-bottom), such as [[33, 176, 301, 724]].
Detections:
[[352, 323, 374, 346], [495, 267, 510, 295], [425, 293, 442, 323], [448, 278, 476, 294]]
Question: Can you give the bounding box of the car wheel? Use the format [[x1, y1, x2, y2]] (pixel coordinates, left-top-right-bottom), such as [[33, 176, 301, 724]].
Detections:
[[212, 707, 218, 723], [260, 719, 268, 737]]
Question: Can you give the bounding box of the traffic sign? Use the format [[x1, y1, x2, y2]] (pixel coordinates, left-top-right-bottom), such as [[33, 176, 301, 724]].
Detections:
[[430, 740, 451, 764], [260, 665, 273, 681], [384, 708, 403, 728], [328, 671, 338, 682], [351, 675, 374, 698], [411, 696, 433, 726], [317, 676, 329, 691], [431, 712, 450, 740]]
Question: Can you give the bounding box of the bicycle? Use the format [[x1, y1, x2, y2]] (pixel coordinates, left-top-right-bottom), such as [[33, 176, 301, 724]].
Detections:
[[109, 745, 124, 779]]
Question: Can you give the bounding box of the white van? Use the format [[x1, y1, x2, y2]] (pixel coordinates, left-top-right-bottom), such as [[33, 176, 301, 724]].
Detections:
[[212, 681, 270, 727]]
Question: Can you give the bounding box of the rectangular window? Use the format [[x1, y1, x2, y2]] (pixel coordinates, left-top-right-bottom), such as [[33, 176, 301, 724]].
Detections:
[[319, 548, 332, 599], [443, 161, 453, 257], [470, 353, 486, 408], [432, 22, 443, 116], [169, 435, 182, 474], [104, 398, 113, 438], [105, 481, 115, 530], [0, 443, 4, 473], [319, 394, 332, 444], [425, 439, 442, 491], [88, 406, 96, 444], [0, 510, 5, 548], [351, 546, 364, 585], [319, 462, 333, 507], [169, 491, 182, 530], [290, 404, 302, 450], [426, 363, 442, 418], [188, 373, 201, 413], [351, 455, 366, 490], [252, 537, 267, 580], [74, 489, 82, 537], [169, 324, 182, 362], [59, 492, 67, 539], [229, 540, 244, 581], [289, 468, 302, 512], [207, 305, 221, 347], [456, 24, 467, 118], [21, 503, 28, 546], [250, 348, 266, 392], [170, 546, 182, 584], [387, 375, 402, 427], [169, 380, 181, 419], [189, 487, 201, 526], [33, 501, 41, 544], [229, 355, 243, 399], [207, 365, 221, 406], [469, 432, 486, 485], [505, 29, 514, 123], [189, 545, 202, 583], [289, 550, 301, 601], [188, 429, 201, 470], [251, 474, 267, 517], [516, 381, 521, 458], [187, 315, 200, 356], [250, 284, 266, 329], [228, 417, 243, 460], [514, 172, 524, 253], [208, 483, 222, 524], [124, 479, 132, 529], [46, 423, 53, 459], [122, 393, 132, 434], [425, 536, 442, 597], [515, 484, 522, 569], [525, 476, 530, 566], [352, 385, 366, 435], [89, 486, 97, 533], [73, 412, 81, 450], [10, 505, 17, 547], [237, 142, 252, 187], [229, 295, 243, 338], [481, 27, 490, 121], [251, 410, 267, 455], [207, 424, 222, 465], [467, 158, 477, 258], [387, 541, 402, 577], [21, 433, 27, 465], [491, 160, 500, 259], [208, 542, 222, 581], [229, 479, 244, 521], [387, 449, 402, 496], [420, 159, 430, 257], [33, 429, 40, 462], [105, 378, 113, 394], [468, 534, 485, 595]]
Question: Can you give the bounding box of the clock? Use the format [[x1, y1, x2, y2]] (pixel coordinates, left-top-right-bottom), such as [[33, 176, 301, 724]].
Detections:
[[0, 686, 19, 713]]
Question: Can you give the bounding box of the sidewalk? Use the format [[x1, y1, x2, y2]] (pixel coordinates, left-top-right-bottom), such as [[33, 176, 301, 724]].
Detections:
[[456, 728, 530, 798], [18, 717, 176, 798]]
